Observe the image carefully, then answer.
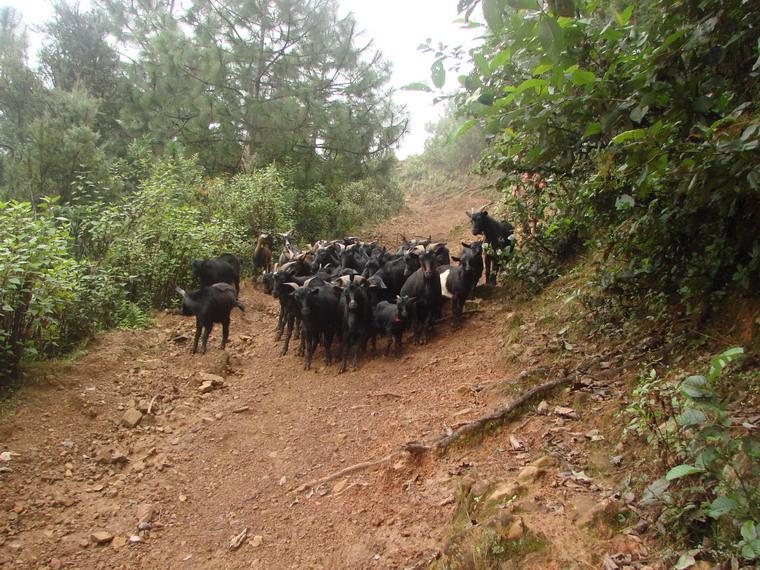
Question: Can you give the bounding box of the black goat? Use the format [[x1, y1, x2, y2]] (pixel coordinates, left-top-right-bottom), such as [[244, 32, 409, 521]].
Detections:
[[427, 242, 451, 267], [176, 283, 245, 354], [403, 249, 422, 279], [191, 254, 241, 295], [340, 244, 369, 273], [338, 275, 372, 373], [400, 250, 442, 344], [466, 206, 514, 285], [293, 285, 341, 370], [371, 295, 413, 357], [369, 256, 406, 297], [271, 269, 314, 356], [460, 240, 485, 291]]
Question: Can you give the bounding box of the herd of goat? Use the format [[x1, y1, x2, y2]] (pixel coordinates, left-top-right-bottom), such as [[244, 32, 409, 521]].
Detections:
[[175, 206, 515, 372]]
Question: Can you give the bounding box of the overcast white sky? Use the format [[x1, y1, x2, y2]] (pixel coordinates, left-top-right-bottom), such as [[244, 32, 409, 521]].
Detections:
[[3, 0, 481, 158]]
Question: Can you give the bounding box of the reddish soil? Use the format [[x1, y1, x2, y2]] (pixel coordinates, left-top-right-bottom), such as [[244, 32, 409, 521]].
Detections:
[[0, 188, 653, 569]]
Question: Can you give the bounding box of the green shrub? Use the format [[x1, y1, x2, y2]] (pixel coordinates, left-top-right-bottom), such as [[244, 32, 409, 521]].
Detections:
[[204, 165, 295, 239], [0, 200, 81, 381], [428, 0, 760, 314], [101, 157, 248, 308], [625, 347, 759, 563]]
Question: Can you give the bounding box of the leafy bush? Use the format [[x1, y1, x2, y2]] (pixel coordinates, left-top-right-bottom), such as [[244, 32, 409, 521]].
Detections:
[[625, 347, 759, 563], [203, 165, 295, 239], [0, 201, 81, 382], [421, 0, 760, 314], [100, 156, 248, 308]]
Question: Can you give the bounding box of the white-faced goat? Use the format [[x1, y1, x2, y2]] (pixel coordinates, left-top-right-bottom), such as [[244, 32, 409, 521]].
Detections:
[[439, 246, 481, 328]]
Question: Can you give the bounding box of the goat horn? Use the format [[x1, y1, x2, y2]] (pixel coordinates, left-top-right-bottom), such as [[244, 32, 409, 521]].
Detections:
[[175, 286, 186, 297], [479, 202, 493, 212]]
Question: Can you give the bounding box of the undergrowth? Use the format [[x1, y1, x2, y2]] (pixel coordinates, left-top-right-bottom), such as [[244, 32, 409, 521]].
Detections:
[[625, 347, 759, 565]]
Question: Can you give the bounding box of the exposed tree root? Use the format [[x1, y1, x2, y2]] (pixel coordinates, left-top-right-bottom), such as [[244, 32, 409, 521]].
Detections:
[[404, 374, 575, 455], [293, 374, 576, 493], [292, 452, 400, 494]]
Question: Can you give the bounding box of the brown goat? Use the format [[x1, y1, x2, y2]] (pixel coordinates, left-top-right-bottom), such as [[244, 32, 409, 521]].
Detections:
[[252, 233, 273, 282]]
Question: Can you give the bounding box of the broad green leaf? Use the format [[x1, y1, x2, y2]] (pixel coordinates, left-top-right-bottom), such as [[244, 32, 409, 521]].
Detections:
[[680, 375, 714, 399], [431, 60, 446, 89], [532, 63, 554, 75], [514, 78, 547, 94], [662, 30, 686, 50], [613, 6, 633, 26], [610, 129, 647, 144], [474, 53, 490, 75], [493, 94, 515, 108], [489, 49, 511, 72], [741, 521, 758, 541], [570, 69, 595, 86], [583, 122, 602, 137], [707, 496, 737, 518], [665, 464, 704, 480], [707, 347, 744, 380], [451, 119, 476, 141], [741, 541, 760, 560], [677, 407, 707, 427], [482, 0, 503, 32], [401, 82, 432, 92]]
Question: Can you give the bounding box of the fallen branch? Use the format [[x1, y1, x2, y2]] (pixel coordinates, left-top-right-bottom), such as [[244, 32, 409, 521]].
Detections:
[[404, 374, 575, 455], [291, 452, 399, 494]]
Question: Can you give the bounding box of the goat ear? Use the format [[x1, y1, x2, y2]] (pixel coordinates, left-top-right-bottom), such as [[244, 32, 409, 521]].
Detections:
[[309, 287, 320, 295], [481, 210, 488, 216], [465, 211, 473, 218]]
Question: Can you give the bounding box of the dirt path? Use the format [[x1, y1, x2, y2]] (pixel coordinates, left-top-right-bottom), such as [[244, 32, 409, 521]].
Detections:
[[1, 188, 648, 569]]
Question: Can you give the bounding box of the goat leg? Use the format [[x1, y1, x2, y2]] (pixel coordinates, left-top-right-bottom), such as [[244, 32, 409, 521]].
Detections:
[[201, 323, 213, 354], [281, 314, 294, 356], [221, 318, 230, 349], [324, 332, 334, 365], [192, 321, 202, 354]]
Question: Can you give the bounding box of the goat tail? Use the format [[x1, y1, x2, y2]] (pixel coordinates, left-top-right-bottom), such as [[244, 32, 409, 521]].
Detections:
[[235, 302, 246, 312]]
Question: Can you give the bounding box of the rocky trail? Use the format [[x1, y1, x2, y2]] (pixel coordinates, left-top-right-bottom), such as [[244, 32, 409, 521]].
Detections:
[[1, 188, 658, 569]]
